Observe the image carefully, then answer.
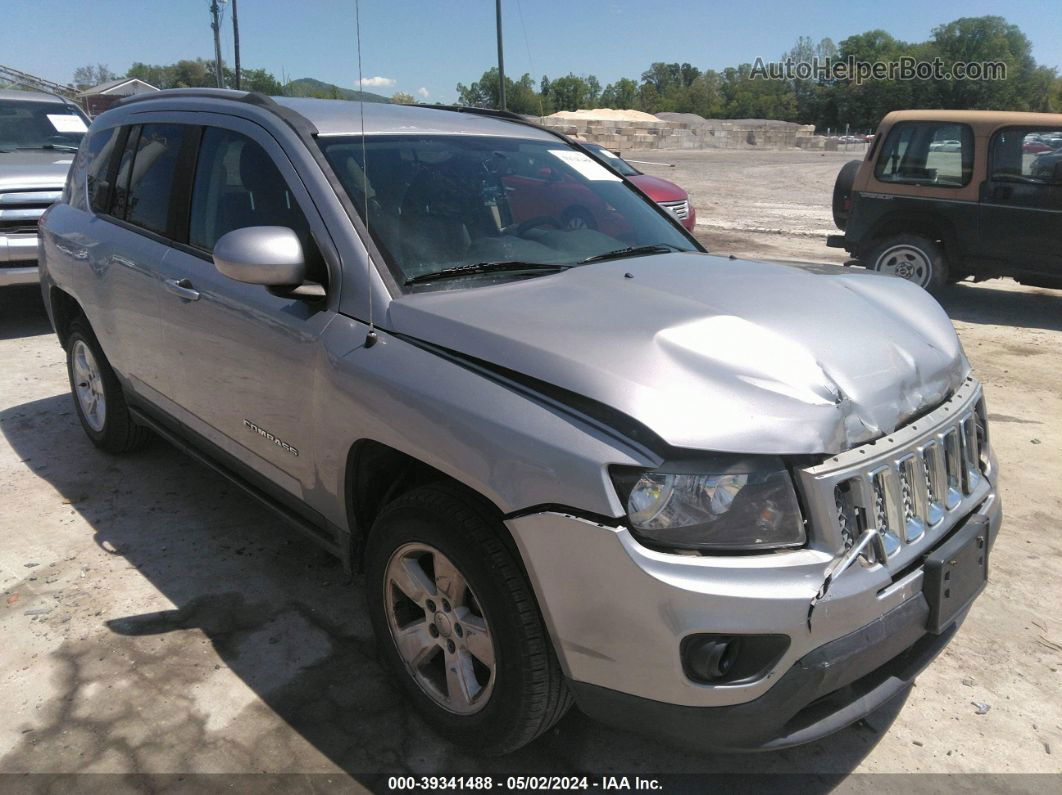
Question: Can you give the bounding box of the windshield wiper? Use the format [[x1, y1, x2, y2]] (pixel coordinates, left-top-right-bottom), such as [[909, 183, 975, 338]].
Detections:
[[578, 243, 684, 264], [404, 261, 569, 286]]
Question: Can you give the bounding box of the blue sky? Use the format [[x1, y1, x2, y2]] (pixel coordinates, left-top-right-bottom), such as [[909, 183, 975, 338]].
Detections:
[[6, 0, 1061, 101]]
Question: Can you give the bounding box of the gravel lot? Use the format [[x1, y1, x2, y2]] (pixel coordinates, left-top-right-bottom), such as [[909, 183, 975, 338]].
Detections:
[[2, 147, 1061, 786]]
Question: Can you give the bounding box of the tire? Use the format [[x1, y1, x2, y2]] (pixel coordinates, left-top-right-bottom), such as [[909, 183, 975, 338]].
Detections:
[[66, 319, 152, 453], [865, 234, 948, 294], [832, 160, 861, 230], [562, 206, 597, 231], [366, 484, 571, 754]]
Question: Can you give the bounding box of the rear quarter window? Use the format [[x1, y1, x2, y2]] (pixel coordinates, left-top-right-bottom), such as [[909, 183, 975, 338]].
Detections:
[[874, 122, 974, 188], [122, 123, 188, 236], [67, 127, 121, 212]]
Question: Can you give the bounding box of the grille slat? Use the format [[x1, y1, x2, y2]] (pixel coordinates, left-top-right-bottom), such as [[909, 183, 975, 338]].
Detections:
[[658, 199, 689, 220], [827, 405, 986, 567]]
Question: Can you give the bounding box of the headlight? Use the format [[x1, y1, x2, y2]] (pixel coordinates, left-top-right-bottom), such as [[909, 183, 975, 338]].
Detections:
[[610, 458, 805, 552]]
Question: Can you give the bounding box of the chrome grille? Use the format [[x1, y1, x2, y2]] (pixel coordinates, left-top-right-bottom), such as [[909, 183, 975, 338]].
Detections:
[[659, 199, 689, 220], [0, 189, 61, 234], [810, 379, 989, 568]]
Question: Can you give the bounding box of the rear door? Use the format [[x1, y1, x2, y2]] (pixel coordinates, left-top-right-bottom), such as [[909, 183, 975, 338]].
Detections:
[[979, 126, 1062, 276], [151, 119, 337, 498], [55, 123, 191, 396]]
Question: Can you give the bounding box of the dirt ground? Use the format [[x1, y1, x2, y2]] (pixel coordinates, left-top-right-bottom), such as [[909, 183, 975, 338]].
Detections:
[[2, 147, 1061, 787]]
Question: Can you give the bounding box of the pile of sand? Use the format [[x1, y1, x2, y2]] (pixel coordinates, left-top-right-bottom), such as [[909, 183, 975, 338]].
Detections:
[[548, 108, 661, 122], [656, 112, 803, 128]]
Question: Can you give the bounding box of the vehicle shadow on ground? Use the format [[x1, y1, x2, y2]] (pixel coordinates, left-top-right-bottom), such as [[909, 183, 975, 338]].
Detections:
[[937, 281, 1062, 332], [0, 392, 899, 782], [0, 284, 52, 341]]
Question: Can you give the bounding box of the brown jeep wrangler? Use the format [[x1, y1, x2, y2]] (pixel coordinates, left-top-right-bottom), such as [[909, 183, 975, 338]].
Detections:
[[828, 110, 1062, 293]]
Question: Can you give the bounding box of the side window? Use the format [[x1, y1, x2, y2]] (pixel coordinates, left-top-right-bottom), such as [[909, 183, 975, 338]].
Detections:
[[123, 123, 187, 235], [990, 127, 1062, 184], [67, 127, 120, 212], [875, 122, 973, 187], [188, 127, 325, 281]]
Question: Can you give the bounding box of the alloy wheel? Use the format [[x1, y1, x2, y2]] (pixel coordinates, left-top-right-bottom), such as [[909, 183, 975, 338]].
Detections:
[[383, 542, 496, 715], [72, 339, 107, 433]]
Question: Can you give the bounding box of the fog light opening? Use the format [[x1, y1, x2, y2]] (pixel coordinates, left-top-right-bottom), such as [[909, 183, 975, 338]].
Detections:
[[681, 633, 791, 685], [687, 637, 741, 682]]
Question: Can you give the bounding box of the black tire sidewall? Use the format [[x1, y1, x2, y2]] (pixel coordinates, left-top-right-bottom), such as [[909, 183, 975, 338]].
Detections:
[[365, 491, 544, 750]]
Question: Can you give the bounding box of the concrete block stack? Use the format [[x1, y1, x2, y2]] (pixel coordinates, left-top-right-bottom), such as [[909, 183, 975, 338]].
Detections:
[[534, 111, 825, 152]]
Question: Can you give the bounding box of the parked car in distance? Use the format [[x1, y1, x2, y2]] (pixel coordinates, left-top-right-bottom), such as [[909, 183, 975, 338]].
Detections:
[[576, 140, 696, 231], [829, 109, 1062, 292], [41, 90, 1000, 755], [0, 89, 90, 286], [1031, 147, 1062, 179], [1022, 138, 1054, 154]]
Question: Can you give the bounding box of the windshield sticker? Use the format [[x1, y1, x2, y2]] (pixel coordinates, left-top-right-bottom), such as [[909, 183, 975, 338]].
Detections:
[[548, 149, 621, 181], [47, 114, 88, 134]]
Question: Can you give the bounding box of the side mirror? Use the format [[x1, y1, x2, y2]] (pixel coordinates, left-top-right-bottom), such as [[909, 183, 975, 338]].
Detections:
[[213, 226, 305, 287]]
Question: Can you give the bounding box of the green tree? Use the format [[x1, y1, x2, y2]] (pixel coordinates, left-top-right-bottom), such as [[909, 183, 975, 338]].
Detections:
[[391, 91, 415, 104], [599, 77, 638, 109], [929, 16, 1046, 111], [72, 64, 118, 91], [456, 68, 543, 114], [240, 68, 283, 94], [548, 74, 597, 111]]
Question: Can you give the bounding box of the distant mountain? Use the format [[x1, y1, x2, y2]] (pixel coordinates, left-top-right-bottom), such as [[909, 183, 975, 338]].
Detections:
[[283, 77, 390, 103]]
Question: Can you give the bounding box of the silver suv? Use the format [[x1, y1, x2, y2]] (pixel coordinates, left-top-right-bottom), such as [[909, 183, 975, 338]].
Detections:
[[0, 89, 89, 286], [39, 89, 1001, 754]]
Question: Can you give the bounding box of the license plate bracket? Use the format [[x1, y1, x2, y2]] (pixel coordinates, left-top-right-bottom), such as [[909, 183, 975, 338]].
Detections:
[[923, 515, 989, 634]]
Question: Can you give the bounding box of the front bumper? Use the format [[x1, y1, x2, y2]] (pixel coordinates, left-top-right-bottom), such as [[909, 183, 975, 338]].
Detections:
[[506, 488, 1000, 749], [570, 590, 953, 751], [0, 233, 40, 286]]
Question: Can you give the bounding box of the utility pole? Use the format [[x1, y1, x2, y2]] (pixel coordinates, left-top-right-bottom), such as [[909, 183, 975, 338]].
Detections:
[[495, 0, 506, 110], [231, 0, 241, 90], [210, 0, 224, 88]]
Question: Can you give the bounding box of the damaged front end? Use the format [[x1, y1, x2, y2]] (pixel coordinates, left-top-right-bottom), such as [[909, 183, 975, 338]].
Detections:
[[798, 376, 996, 629]]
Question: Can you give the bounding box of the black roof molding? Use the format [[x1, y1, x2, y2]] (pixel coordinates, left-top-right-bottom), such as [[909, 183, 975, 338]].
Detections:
[[114, 89, 319, 136]]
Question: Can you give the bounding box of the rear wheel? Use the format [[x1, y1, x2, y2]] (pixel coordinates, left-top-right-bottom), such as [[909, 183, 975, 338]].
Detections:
[[366, 484, 571, 754], [66, 320, 151, 453], [865, 234, 948, 294]]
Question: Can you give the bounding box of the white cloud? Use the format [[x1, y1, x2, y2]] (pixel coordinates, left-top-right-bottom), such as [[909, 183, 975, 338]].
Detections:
[[359, 76, 396, 89], [417, 86, 430, 99]]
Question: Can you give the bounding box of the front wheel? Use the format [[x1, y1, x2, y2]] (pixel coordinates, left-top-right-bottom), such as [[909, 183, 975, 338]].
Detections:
[[366, 484, 571, 754], [865, 234, 948, 294]]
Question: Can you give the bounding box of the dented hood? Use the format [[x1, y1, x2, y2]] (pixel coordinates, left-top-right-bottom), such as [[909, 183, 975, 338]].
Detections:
[[387, 253, 969, 455]]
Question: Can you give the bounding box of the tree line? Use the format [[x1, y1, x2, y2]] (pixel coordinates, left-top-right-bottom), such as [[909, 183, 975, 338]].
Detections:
[[456, 16, 1062, 130], [70, 59, 392, 102]]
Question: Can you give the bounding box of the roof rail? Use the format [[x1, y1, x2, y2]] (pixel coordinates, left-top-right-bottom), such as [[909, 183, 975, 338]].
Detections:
[[418, 103, 529, 123], [115, 87, 250, 107]]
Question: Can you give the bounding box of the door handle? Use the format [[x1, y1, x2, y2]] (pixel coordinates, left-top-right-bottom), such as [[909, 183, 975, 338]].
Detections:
[[164, 278, 200, 301]]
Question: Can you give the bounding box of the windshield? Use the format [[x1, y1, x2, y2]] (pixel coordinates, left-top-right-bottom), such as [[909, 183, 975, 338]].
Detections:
[[318, 134, 697, 289], [0, 98, 88, 152], [581, 143, 641, 177]]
